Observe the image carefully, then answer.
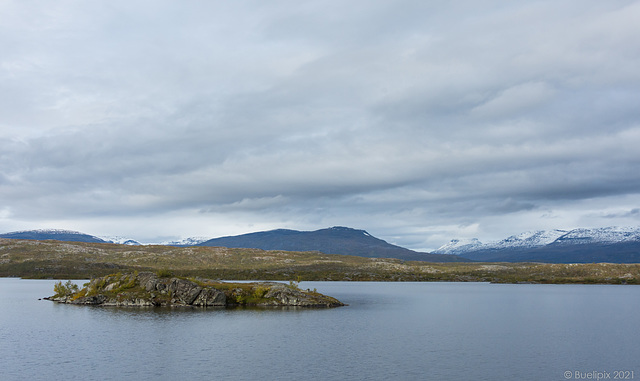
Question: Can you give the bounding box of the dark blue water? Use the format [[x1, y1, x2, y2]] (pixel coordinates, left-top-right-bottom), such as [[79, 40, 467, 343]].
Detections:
[[1, 279, 638, 380]]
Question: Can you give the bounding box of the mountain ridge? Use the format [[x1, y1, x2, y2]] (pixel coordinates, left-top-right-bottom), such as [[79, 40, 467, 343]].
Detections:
[[4, 225, 640, 263], [434, 226, 640, 263], [0, 227, 467, 263]]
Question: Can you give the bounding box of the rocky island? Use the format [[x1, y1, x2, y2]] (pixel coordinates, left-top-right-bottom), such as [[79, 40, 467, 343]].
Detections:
[[46, 271, 345, 308]]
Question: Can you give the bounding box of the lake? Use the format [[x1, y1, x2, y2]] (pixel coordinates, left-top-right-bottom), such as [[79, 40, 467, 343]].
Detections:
[[1, 279, 638, 380]]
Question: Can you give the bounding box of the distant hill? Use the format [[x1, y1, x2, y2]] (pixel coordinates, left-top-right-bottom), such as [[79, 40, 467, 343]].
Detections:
[[434, 227, 640, 263], [197, 226, 469, 262], [0, 229, 107, 243]]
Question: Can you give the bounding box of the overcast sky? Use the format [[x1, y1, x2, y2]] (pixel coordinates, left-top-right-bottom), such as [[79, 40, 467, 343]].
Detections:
[[1, 1, 639, 250]]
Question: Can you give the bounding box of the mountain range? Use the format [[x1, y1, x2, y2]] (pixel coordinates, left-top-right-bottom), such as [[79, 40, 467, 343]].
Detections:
[[2, 226, 639, 263], [433, 226, 640, 263], [0, 229, 145, 245], [0, 227, 467, 262]]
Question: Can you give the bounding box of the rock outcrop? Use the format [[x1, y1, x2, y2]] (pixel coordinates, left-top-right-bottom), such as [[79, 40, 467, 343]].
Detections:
[[262, 283, 340, 307], [47, 272, 345, 308]]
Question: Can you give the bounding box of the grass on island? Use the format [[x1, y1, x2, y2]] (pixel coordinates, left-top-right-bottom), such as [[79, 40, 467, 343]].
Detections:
[[1, 238, 639, 284]]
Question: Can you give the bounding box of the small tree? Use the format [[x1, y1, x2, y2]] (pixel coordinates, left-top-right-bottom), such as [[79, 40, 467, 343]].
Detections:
[[53, 280, 79, 297], [288, 276, 302, 290]]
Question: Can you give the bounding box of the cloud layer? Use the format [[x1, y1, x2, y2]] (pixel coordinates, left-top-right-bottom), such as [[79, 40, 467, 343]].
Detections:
[[1, 0, 640, 249]]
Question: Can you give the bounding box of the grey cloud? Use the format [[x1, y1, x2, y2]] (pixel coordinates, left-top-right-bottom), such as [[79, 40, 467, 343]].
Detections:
[[470, 82, 556, 120], [601, 208, 640, 219], [1, 1, 640, 248]]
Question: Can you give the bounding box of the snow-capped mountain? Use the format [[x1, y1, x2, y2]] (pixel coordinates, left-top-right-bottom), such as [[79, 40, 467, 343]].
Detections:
[[553, 226, 640, 245], [435, 227, 640, 254], [434, 238, 484, 255], [435, 226, 640, 263], [101, 236, 142, 246], [434, 229, 568, 254], [161, 237, 211, 246], [484, 229, 569, 250]]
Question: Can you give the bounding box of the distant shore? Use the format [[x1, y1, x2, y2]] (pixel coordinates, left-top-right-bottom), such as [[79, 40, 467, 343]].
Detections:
[[2, 239, 639, 284]]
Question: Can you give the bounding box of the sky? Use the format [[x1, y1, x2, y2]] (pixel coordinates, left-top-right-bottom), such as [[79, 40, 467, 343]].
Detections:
[[1, 0, 640, 251]]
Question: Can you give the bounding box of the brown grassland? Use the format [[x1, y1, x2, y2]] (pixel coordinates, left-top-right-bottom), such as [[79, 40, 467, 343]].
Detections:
[[1, 238, 639, 284]]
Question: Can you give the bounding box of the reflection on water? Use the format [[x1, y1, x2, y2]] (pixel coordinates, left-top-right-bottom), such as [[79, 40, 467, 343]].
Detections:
[[1, 279, 639, 381]]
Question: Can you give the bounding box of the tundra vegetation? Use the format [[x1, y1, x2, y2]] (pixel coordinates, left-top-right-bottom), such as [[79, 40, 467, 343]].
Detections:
[[1, 238, 639, 284]]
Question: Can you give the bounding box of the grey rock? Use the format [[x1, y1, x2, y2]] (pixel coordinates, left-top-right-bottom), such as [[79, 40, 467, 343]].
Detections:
[[71, 295, 109, 305], [262, 284, 344, 307], [167, 278, 202, 305], [192, 288, 226, 306], [137, 272, 161, 291]]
